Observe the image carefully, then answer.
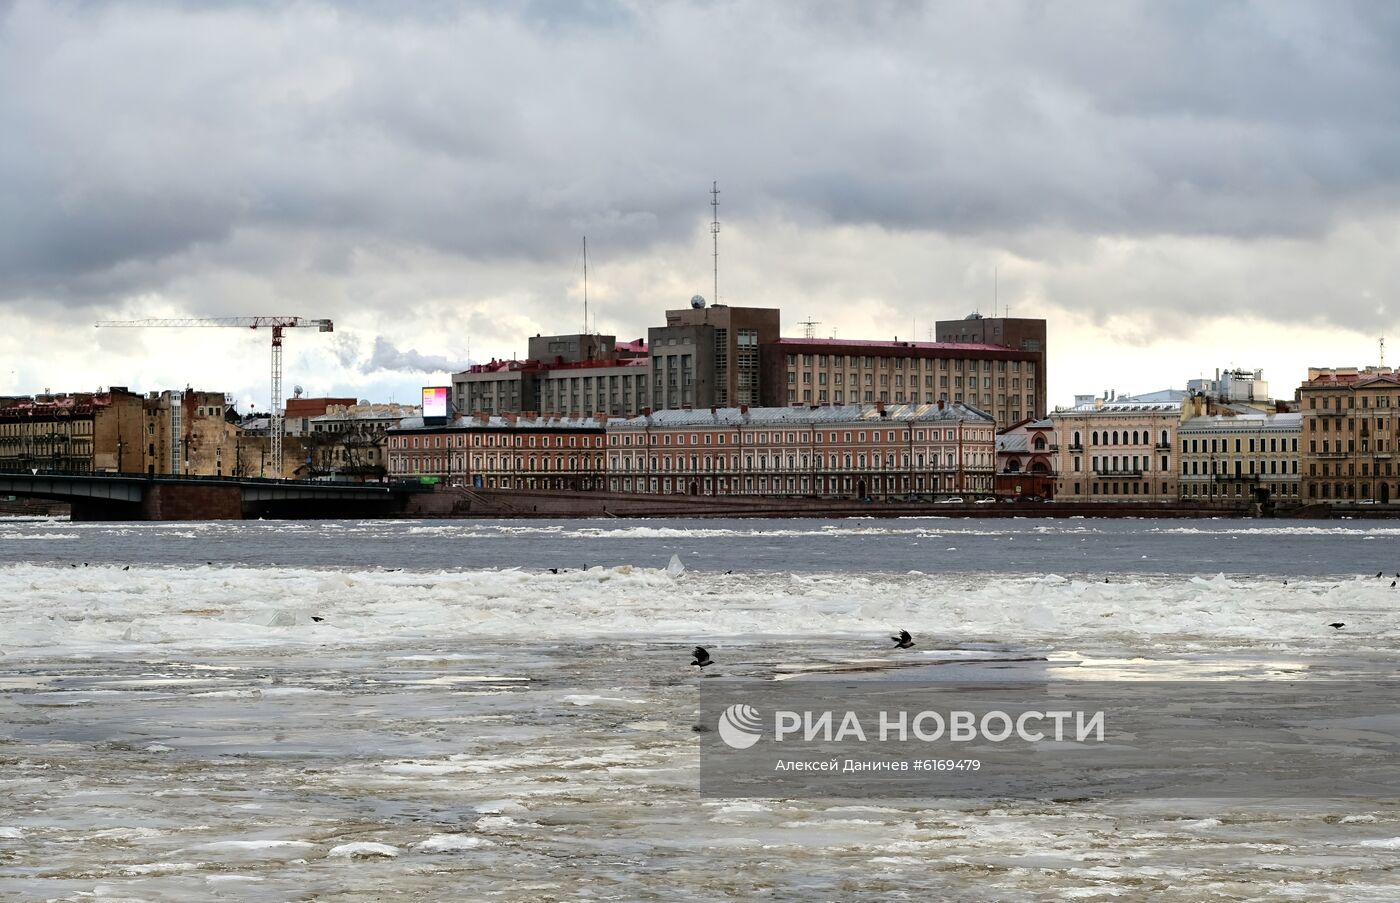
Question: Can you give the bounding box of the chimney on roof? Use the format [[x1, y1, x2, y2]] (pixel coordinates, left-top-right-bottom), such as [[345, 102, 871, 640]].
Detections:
[[642, 406, 651, 417], [710, 405, 717, 415], [938, 400, 945, 410], [739, 404, 749, 415], [875, 401, 885, 414]]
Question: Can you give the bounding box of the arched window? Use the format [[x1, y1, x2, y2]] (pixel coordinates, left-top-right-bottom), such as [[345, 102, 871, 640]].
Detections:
[[1033, 436, 1045, 450], [1091, 431, 1098, 445], [1074, 431, 1082, 447], [1112, 430, 1119, 445], [1160, 429, 1168, 447]]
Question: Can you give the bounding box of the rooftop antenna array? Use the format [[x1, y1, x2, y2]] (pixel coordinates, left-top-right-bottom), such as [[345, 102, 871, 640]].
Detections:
[[1382, 333, 1387, 369], [582, 236, 589, 334], [799, 318, 821, 339], [710, 181, 720, 306]]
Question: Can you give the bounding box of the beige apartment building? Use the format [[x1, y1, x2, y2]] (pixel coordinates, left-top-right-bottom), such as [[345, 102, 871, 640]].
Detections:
[[1177, 406, 1301, 504], [1051, 391, 1184, 502], [0, 387, 237, 476], [1298, 366, 1400, 503]]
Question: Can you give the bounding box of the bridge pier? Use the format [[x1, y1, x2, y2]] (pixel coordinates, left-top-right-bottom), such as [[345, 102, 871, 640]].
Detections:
[[141, 483, 243, 521]]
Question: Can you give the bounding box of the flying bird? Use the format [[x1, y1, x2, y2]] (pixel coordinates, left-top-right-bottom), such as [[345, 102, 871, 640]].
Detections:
[[1328, 622, 1345, 630], [891, 629, 915, 649], [691, 646, 713, 667], [311, 616, 325, 623]]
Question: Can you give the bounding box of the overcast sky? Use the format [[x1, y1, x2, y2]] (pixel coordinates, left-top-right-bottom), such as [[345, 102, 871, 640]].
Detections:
[[3, 0, 1399, 412]]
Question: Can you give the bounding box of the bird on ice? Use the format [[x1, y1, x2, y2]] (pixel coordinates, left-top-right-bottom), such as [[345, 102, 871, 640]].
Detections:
[[691, 646, 713, 667], [1328, 622, 1346, 630], [891, 629, 915, 649]]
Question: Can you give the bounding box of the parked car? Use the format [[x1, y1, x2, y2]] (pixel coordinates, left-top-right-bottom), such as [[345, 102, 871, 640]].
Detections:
[[938, 496, 965, 504]]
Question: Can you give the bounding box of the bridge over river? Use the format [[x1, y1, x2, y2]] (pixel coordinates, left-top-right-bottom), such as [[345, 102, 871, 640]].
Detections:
[[0, 470, 431, 521]]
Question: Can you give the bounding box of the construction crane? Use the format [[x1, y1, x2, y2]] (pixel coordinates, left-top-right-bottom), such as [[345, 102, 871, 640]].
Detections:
[[93, 316, 334, 478]]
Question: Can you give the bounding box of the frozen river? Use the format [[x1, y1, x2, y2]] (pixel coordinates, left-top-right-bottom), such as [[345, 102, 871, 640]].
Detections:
[[2, 517, 1400, 901]]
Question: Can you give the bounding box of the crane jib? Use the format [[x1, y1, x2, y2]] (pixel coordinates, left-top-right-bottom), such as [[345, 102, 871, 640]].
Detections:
[[91, 316, 335, 478]]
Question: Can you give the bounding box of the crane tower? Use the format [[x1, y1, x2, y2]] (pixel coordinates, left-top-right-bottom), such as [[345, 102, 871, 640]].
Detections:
[[93, 316, 334, 478]]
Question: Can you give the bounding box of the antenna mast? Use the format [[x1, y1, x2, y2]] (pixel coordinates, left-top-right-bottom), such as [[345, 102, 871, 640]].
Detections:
[[1382, 333, 1387, 369], [799, 318, 821, 339], [710, 181, 720, 305], [582, 236, 589, 334]]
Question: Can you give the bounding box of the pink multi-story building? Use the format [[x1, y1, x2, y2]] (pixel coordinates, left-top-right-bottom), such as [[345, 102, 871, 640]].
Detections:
[[603, 402, 995, 499]]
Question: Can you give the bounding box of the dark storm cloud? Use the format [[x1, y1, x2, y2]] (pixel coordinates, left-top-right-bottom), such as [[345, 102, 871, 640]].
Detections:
[[3, 0, 1400, 320]]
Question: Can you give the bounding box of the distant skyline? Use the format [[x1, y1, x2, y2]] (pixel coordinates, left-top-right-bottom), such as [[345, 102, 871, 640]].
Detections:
[[3, 1, 1399, 413]]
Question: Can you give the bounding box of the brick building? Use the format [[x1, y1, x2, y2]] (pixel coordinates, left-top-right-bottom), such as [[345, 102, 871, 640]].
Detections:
[[995, 418, 1056, 499], [603, 402, 995, 499], [1297, 366, 1400, 503], [386, 413, 607, 489], [452, 335, 650, 417], [762, 337, 1043, 428], [647, 301, 781, 409]]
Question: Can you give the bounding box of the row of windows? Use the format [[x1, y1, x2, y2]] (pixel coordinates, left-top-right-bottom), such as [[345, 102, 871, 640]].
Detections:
[[609, 452, 988, 472], [609, 474, 995, 495], [0, 421, 96, 436], [1181, 436, 1300, 453], [1077, 429, 1171, 447], [609, 428, 987, 446], [1067, 482, 1172, 496], [793, 373, 1034, 391], [1182, 459, 1299, 475], [389, 434, 605, 450], [1305, 393, 1396, 410], [1187, 483, 1299, 497], [788, 355, 1036, 374]]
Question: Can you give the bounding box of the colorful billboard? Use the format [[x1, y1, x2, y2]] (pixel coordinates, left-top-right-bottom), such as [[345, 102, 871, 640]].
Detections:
[[422, 386, 449, 419]]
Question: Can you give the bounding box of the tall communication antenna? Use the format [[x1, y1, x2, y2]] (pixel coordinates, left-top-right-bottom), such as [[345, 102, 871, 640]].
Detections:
[[1382, 333, 1387, 369], [710, 181, 721, 306], [799, 318, 821, 339], [582, 236, 589, 334]]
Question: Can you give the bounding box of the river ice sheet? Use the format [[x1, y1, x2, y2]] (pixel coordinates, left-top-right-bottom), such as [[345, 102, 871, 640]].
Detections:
[[2, 520, 1400, 900]]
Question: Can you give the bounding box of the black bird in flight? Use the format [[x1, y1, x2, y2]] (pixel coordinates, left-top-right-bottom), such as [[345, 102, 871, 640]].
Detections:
[[311, 616, 325, 623], [891, 629, 915, 649], [1328, 622, 1346, 630], [691, 646, 713, 667]]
